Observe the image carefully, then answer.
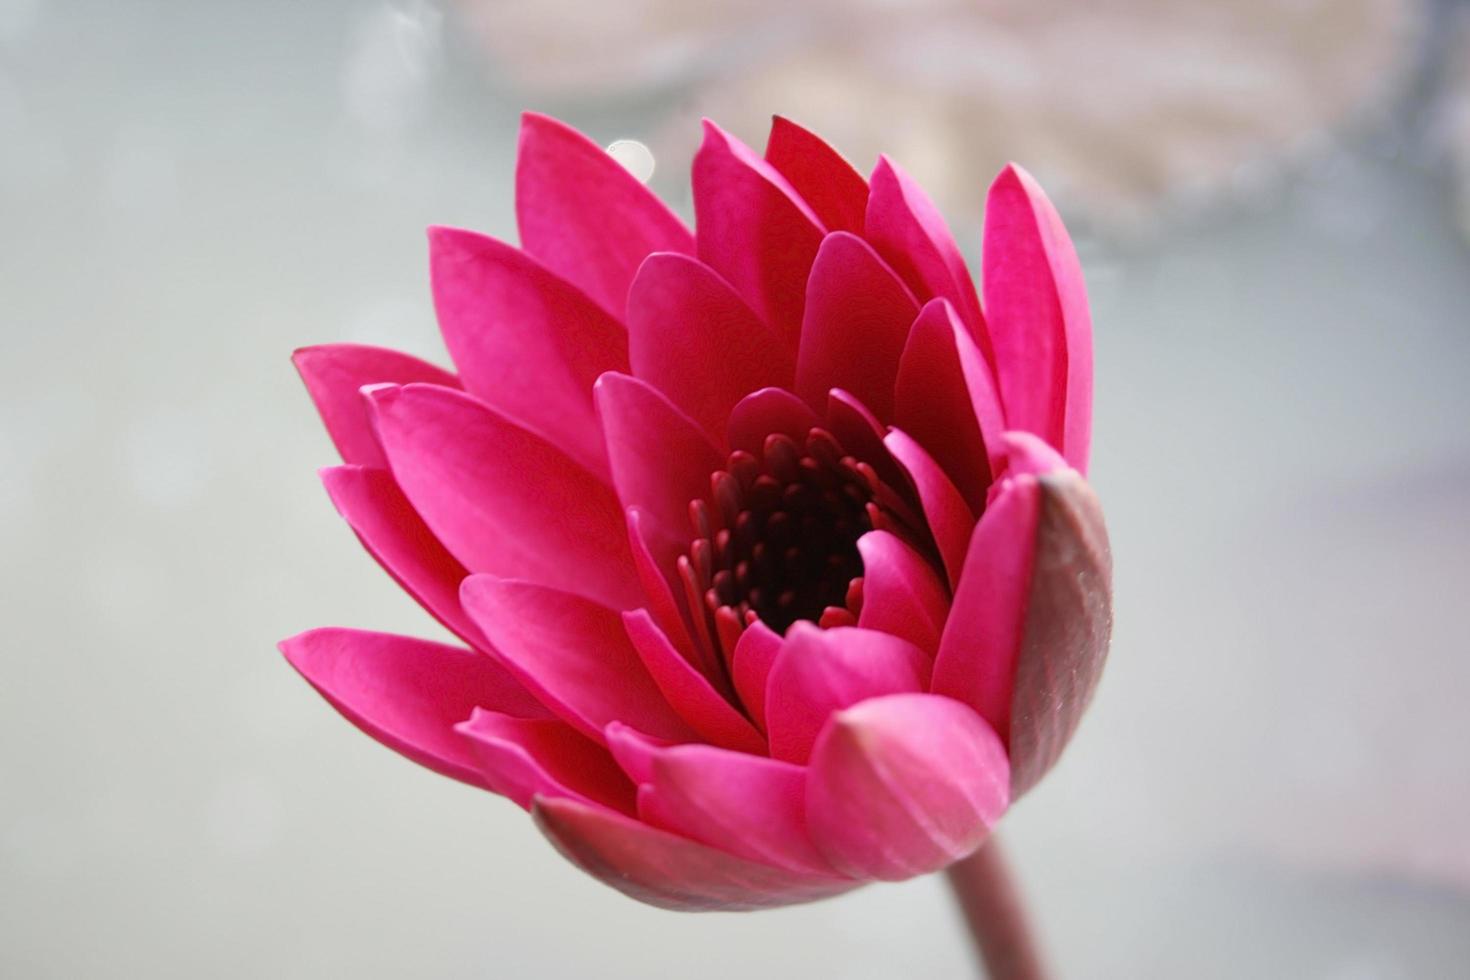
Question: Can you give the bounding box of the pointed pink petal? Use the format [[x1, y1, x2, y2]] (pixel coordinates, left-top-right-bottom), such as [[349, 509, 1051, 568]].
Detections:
[[764, 624, 930, 764], [622, 610, 765, 754], [983, 164, 1093, 473], [456, 708, 636, 813], [937, 469, 1112, 798], [865, 157, 989, 360], [806, 693, 1009, 881], [883, 429, 976, 591], [627, 253, 793, 444], [533, 796, 858, 910], [825, 389, 910, 493], [594, 372, 723, 588], [640, 743, 836, 875], [894, 298, 1007, 513], [429, 227, 627, 479], [368, 383, 639, 610], [459, 576, 696, 745], [764, 116, 869, 235], [603, 721, 668, 785], [693, 120, 825, 349], [320, 464, 484, 649], [730, 619, 782, 732], [515, 112, 694, 319], [279, 627, 548, 788], [625, 507, 699, 665], [795, 232, 919, 420], [995, 431, 1069, 488], [292, 344, 459, 468], [855, 530, 950, 655], [727, 387, 820, 456]]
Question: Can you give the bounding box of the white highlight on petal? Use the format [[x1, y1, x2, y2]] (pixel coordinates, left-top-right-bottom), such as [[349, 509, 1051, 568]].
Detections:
[[606, 138, 655, 183]]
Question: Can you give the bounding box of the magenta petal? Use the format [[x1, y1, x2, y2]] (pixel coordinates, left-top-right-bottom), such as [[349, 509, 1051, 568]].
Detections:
[[795, 232, 919, 420], [622, 610, 765, 754], [516, 112, 695, 319], [625, 507, 699, 666], [825, 389, 909, 493], [627, 253, 793, 444], [456, 708, 636, 813], [604, 721, 668, 785], [428, 227, 628, 479], [765, 624, 930, 764], [368, 383, 639, 610], [693, 120, 825, 349], [292, 344, 459, 468], [806, 693, 1009, 881], [320, 465, 484, 650], [765, 116, 869, 235], [983, 164, 1093, 473], [730, 619, 782, 732], [855, 530, 950, 654], [883, 429, 976, 590], [280, 627, 548, 788], [894, 298, 1007, 513], [996, 431, 1069, 487], [641, 744, 835, 875], [865, 157, 988, 358], [460, 576, 696, 745], [727, 387, 820, 456], [533, 796, 859, 911]]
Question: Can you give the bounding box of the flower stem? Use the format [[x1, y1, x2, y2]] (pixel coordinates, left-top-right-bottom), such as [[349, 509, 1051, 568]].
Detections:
[[945, 837, 1051, 980]]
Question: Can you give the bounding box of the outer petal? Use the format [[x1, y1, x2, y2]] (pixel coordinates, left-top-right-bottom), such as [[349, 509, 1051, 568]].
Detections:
[[460, 576, 696, 744], [727, 387, 820, 456], [693, 120, 825, 349], [640, 743, 835, 875], [320, 464, 484, 649], [806, 693, 1009, 881], [622, 610, 765, 754], [368, 383, 639, 610], [429, 227, 627, 479], [764, 116, 869, 235], [627, 253, 792, 444], [516, 112, 695, 319], [865, 157, 989, 360], [280, 628, 548, 789], [292, 343, 459, 468], [765, 624, 930, 764], [883, 429, 976, 590], [930, 468, 1111, 797], [855, 530, 950, 654], [983, 164, 1093, 473], [533, 797, 858, 911], [894, 298, 1006, 513], [456, 708, 636, 813], [795, 232, 919, 420], [730, 619, 782, 732]]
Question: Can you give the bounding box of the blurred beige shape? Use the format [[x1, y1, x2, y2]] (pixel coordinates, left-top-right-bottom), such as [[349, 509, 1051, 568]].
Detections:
[[1438, 9, 1470, 237], [459, 0, 1422, 234]]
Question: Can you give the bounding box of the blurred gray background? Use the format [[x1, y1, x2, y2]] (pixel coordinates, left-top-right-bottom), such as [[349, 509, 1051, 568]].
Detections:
[[3, 1, 1469, 977]]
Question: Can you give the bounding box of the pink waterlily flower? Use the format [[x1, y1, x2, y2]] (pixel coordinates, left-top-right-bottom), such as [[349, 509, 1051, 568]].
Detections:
[[283, 113, 1112, 911]]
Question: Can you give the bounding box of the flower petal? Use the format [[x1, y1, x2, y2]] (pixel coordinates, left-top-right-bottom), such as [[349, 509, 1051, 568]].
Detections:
[[825, 389, 909, 493], [806, 693, 1009, 880], [765, 624, 930, 764], [456, 708, 636, 813], [894, 298, 1006, 513], [795, 232, 919, 420], [603, 721, 667, 785], [855, 530, 950, 654], [983, 164, 1093, 473], [515, 112, 695, 319], [622, 610, 765, 754], [428, 227, 627, 479], [627, 253, 793, 444], [882, 429, 976, 590], [640, 743, 835, 875], [625, 507, 699, 666], [930, 468, 1111, 797], [727, 387, 820, 456], [730, 619, 782, 732], [279, 627, 548, 788], [532, 796, 858, 910], [292, 343, 459, 468], [764, 116, 868, 235], [368, 383, 639, 610], [693, 120, 825, 349], [865, 157, 988, 359], [459, 576, 696, 744], [320, 464, 484, 649]]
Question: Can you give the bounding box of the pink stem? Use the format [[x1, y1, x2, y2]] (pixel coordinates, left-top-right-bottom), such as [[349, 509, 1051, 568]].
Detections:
[[945, 838, 1052, 980]]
